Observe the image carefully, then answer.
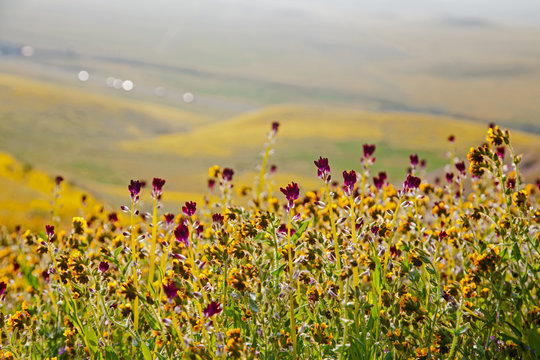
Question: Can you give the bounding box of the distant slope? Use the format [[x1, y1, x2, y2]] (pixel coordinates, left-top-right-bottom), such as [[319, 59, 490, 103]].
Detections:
[[121, 104, 540, 181], [0, 151, 101, 230]]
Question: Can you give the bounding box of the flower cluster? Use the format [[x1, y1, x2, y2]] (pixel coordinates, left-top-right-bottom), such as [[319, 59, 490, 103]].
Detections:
[[0, 125, 537, 360]]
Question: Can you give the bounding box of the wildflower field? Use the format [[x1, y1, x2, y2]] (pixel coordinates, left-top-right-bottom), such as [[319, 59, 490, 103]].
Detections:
[[0, 123, 538, 360]]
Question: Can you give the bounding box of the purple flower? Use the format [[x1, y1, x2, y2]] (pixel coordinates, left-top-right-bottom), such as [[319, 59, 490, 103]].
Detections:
[[278, 224, 296, 236], [420, 159, 426, 169], [45, 225, 55, 242], [455, 161, 466, 175], [271, 122, 280, 133], [496, 146, 505, 159], [164, 213, 175, 225], [55, 176, 63, 186], [448, 135, 455, 142], [270, 164, 277, 174], [203, 301, 223, 317], [182, 201, 197, 217], [404, 174, 421, 191], [212, 213, 224, 225], [314, 157, 331, 181], [222, 168, 234, 182], [208, 179, 215, 189], [42, 269, 50, 283], [0, 281, 6, 300], [152, 178, 166, 199], [163, 282, 178, 301], [363, 144, 376, 159], [446, 173, 454, 184], [439, 230, 448, 241], [373, 172, 387, 190], [280, 182, 300, 209], [108, 212, 118, 222], [409, 154, 419, 167], [506, 178, 516, 189], [174, 223, 190, 247], [128, 180, 143, 200], [99, 261, 110, 274], [342, 170, 357, 195]]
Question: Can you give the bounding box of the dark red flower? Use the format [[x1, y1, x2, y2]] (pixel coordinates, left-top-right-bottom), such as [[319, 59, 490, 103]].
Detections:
[[203, 301, 223, 317], [212, 213, 224, 225], [152, 178, 166, 199], [0, 281, 6, 300], [163, 281, 178, 301], [108, 212, 118, 222], [182, 201, 197, 217], [270, 164, 277, 174], [272, 122, 280, 133], [280, 182, 300, 209], [164, 213, 175, 225], [373, 175, 384, 190], [409, 154, 419, 167], [128, 180, 143, 200], [448, 135, 455, 142], [363, 144, 376, 159], [99, 261, 110, 274], [174, 223, 190, 247], [208, 179, 215, 189], [420, 159, 426, 169], [455, 161, 466, 175], [496, 146, 505, 159], [55, 176, 63, 186], [222, 168, 234, 182], [342, 170, 357, 195], [446, 173, 454, 184], [404, 174, 421, 191], [45, 225, 55, 242], [314, 157, 331, 181]]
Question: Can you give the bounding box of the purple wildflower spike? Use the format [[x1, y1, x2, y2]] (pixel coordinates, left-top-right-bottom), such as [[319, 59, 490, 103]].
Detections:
[[55, 176, 63, 186], [222, 168, 234, 182], [182, 201, 197, 217], [99, 261, 110, 274], [164, 213, 175, 225], [410, 154, 419, 167], [128, 180, 143, 201], [0, 281, 6, 300], [363, 144, 376, 159], [314, 157, 331, 182], [212, 213, 224, 225], [174, 223, 190, 247], [271, 122, 280, 133], [342, 170, 357, 195], [404, 174, 421, 191], [152, 178, 166, 199], [203, 301, 223, 317], [163, 282, 178, 301], [455, 161, 466, 175], [280, 182, 300, 210], [45, 225, 55, 242]]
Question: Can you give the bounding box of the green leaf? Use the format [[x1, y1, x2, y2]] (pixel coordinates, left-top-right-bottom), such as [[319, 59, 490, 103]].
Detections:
[[85, 325, 99, 355], [505, 321, 522, 338], [141, 341, 152, 360], [144, 309, 162, 331], [271, 263, 287, 279], [511, 243, 521, 261], [104, 346, 119, 360], [456, 323, 469, 335], [291, 219, 311, 245]]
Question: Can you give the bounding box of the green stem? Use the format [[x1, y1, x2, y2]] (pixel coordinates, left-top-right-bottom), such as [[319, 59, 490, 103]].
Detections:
[[148, 198, 159, 285], [287, 211, 298, 358], [326, 183, 343, 298]]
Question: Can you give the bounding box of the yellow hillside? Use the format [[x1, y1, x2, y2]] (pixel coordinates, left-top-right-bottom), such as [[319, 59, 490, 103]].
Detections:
[[0, 151, 100, 230], [121, 104, 540, 158]]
